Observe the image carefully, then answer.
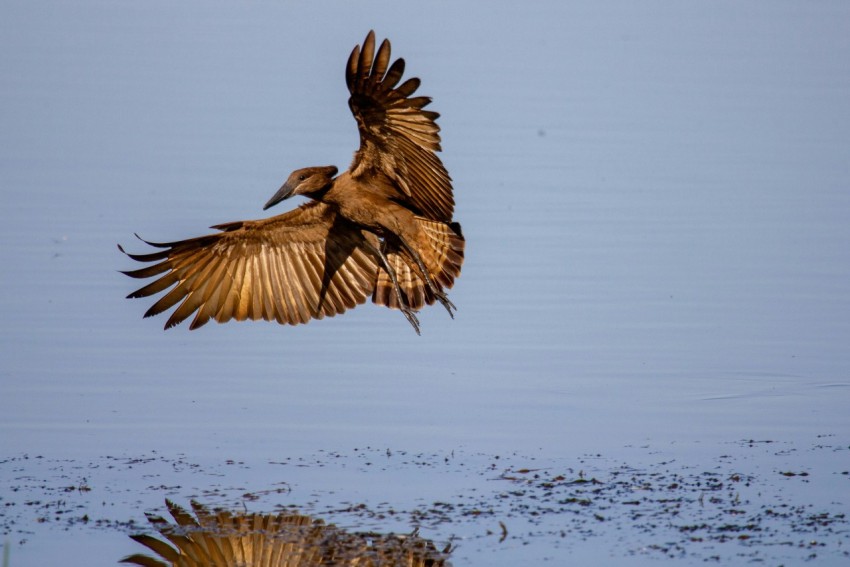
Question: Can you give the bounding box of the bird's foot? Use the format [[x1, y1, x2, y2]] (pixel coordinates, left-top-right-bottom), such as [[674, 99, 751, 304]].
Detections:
[[433, 290, 456, 319], [401, 307, 421, 335]]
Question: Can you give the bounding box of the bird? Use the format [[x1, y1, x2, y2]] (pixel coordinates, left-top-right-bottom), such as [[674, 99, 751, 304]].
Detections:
[[119, 31, 464, 335]]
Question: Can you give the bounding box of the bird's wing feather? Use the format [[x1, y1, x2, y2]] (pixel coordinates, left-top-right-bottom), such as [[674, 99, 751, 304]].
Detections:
[[346, 30, 454, 221], [120, 202, 380, 329]]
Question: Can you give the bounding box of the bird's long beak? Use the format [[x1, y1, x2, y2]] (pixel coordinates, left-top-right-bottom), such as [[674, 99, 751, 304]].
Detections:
[[263, 182, 294, 210]]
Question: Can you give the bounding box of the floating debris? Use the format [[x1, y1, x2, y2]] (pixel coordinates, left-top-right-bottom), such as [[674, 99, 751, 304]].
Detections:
[[1, 440, 848, 564]]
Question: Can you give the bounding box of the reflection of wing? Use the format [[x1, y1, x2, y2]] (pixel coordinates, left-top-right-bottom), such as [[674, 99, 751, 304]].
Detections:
[[346, 30, 454, 222], [120, 202, 379, 330], [122, 500, 452, 567], [122, 500, 323, 567]]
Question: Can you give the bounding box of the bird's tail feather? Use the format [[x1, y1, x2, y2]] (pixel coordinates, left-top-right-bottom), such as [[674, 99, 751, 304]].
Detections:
[[372, 218, 464, 310]]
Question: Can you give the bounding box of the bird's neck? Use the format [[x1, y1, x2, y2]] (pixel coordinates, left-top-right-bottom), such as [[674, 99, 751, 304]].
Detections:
[[304, 179, 336, 201]]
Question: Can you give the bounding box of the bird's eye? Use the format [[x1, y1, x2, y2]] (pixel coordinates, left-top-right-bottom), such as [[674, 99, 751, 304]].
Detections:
[[298, 174, 306, 181]]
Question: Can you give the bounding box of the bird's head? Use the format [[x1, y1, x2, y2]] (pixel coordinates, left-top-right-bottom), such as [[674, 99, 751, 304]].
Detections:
[[263, 165, 338, 210]]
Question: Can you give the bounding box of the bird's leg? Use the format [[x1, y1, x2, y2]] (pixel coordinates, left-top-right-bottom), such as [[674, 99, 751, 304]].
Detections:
[[372, 243, 421, 335], [397, 239, 456, 319]]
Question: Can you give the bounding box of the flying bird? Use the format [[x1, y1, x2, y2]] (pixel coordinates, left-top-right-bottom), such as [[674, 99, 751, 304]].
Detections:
[[119, 31, 464, 334]]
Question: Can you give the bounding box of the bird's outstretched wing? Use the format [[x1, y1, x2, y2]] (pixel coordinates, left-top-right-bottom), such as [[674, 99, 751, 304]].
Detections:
[[119, 202, 380, 330], [346, 30, 454, 222]]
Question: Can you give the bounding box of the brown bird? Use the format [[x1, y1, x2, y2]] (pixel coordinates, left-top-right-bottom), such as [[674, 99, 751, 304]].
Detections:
[[119, 31, 464, 334]]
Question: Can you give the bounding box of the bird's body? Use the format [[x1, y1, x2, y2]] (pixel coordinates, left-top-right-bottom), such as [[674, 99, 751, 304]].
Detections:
[[120, 31, 463, 334], [321, 171, 413, 234]]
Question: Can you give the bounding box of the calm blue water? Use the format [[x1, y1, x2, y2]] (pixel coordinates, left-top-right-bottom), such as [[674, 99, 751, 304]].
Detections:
[[2, 1, 849, 565]]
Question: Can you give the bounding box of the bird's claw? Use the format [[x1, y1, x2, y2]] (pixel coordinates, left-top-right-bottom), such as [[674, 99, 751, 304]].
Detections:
[[434, 290, 456, 319], [402, 307, 421, 335]]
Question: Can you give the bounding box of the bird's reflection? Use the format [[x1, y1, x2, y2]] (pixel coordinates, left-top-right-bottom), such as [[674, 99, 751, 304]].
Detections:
[[121, 500, 451, 567]]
